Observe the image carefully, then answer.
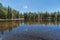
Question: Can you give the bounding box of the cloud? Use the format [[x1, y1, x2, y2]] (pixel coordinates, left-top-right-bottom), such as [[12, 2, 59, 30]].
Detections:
[[23, 5, 28, 9]]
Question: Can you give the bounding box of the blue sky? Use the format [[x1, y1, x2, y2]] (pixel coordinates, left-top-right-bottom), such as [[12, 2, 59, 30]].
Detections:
[[0, 0, 60, 12]]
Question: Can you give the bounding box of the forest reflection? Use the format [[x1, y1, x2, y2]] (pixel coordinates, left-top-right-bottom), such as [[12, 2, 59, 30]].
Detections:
[[0, 20, 23, 34], [24, 20, 60, 25], [0, 20, 60, 34]]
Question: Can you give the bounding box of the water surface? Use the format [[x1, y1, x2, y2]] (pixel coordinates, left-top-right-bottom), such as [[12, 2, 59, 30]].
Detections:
[[0, 20, 60, 40]]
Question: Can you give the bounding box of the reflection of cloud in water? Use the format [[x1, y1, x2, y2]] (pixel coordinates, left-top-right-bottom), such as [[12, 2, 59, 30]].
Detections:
[[0, 37, 2, 40], [24, 28, 28, 31]]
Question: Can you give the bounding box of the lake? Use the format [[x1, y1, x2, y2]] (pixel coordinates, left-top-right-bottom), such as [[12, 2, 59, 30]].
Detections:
[[0, 20, 60, 40]]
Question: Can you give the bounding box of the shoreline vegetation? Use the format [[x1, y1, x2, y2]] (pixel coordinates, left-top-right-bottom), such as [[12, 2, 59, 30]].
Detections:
[[0, 3, 60, 21], [0, 18, 24, 21]]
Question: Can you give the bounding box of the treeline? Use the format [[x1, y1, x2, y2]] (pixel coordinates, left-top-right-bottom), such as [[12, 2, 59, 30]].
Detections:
[[0, 3, 23, 19], [0, 3, 60, 20], [24, 12, 60, 20]]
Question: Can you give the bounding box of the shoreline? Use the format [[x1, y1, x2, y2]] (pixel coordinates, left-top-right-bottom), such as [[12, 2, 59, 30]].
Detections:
[[0, 18, 24, 21]]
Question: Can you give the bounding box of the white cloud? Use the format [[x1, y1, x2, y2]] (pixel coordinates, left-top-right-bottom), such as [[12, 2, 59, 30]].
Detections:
[[23, 5, 28, 9]]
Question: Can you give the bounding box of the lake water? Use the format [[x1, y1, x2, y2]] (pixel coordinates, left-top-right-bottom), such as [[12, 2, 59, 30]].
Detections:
[[0, 20, 60, 40]]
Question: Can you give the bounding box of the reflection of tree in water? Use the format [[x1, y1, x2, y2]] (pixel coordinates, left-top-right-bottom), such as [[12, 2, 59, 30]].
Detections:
[[0, 21, 22, 34], [24, 20, 60, 25], [0, 20, 60, 34]]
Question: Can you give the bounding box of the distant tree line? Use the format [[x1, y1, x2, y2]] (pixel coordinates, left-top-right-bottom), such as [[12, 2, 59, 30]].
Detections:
[[0, 3, 60, 21], [0, 3, 23, 19], [24, 12, 60, 20]]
